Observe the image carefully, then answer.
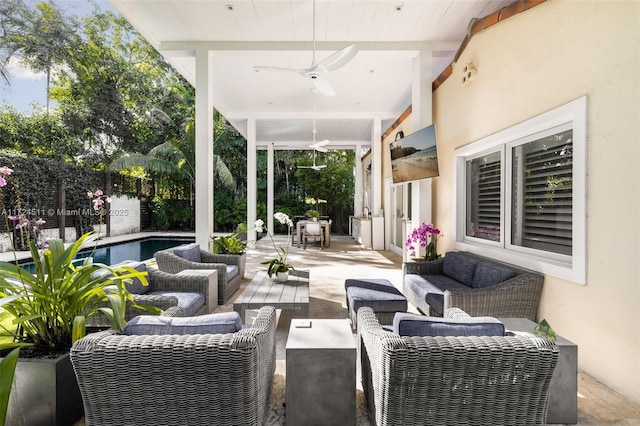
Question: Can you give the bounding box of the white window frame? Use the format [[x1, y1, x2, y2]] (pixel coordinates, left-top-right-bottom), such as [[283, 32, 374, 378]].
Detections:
[[454, 96, 587, 284]]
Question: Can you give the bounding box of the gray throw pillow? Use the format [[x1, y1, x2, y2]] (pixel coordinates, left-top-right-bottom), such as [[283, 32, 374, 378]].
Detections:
[[472, 262, 516, 288], [442, 252, 479, 286], [116, 261, 149, 294], [123, 311, 242, 335], [173, 243, 202, 263]]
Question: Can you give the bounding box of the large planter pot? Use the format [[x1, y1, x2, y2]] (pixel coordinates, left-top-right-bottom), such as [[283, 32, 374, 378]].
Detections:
[[5, 352, 83, 426]]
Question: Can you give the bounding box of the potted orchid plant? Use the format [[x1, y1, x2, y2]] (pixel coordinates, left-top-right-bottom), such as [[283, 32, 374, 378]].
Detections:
[[260, 212, 295, 282], [405, 222, 443, 262]]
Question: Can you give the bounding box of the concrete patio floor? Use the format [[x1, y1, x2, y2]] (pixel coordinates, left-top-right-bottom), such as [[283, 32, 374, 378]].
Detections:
[[215, 233, 640, 425]]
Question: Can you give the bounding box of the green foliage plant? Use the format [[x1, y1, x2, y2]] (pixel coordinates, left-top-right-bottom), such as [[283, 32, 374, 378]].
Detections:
[[305, 209, 320, 220], [0, 232, 151, 353], [211, 233, 246, 255], [150, 196, 192, 231], [236, 222, 248, 234], [535, 319, 557, 341], [0, 347, 19, 426]]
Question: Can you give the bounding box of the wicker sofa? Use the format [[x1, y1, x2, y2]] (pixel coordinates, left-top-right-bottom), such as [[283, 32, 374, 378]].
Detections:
[[155, 243, 246, 304], [71, 306, 277, 426], [403, 251, 544, 321], [357, 307, 559, 426]]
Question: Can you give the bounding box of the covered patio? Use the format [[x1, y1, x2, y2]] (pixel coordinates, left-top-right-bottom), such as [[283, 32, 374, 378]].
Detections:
[[108, 0, 640, 419], [109, 0, 495, 246]]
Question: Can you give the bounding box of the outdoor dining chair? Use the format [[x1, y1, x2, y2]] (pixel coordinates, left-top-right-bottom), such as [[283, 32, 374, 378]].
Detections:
[[303, 221, 324, 249]]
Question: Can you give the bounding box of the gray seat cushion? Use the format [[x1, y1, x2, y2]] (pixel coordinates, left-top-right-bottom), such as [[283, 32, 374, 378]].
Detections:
[[173, 243, 202, 263], [346, 286, 407, 313], [123, 311, 242, 335], [404, 274, 469, 314], [345, 278, 396, 293], [393, 312, 505, 337], [472, 262, 516, 288], [442, 252, 479, 287], [147, 291, 204, 316], [227, 264, 239, 281]]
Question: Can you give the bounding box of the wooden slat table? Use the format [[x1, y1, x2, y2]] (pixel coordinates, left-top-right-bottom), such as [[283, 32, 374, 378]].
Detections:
[[233, 270, 309, 321]]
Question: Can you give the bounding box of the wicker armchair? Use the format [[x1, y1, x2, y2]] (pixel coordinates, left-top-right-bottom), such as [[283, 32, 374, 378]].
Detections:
[[86, 265, 216, 328], [357, 307, 559, 426], [71, 306, 277, 426], [129, 268, 217, 316], [155, 247, 246, 304], [403, 252, 543, 321]]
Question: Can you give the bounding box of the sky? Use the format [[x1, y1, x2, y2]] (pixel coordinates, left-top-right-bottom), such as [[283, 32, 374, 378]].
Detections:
[[0, 0, 118, 113]]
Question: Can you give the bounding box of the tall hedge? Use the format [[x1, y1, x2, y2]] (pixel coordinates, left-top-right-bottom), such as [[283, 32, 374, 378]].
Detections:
[[0, 153, 105, 234]]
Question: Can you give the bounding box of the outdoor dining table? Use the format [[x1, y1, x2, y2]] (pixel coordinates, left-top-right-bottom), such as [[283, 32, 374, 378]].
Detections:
[[295, 220, 331, 248]]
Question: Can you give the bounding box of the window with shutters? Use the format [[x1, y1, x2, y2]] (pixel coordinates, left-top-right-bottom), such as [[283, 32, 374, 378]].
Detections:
[[509, 126, 573, 255], [454, 97, 586, 284], [466, 151, 502, 242]]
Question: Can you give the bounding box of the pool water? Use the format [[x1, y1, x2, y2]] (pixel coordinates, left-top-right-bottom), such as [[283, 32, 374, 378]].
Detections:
[[19, 237, 194, 271], [79, 237, 194, 265]]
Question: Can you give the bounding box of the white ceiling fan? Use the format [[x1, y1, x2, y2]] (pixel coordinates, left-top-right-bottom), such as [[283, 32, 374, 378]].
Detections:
[[299, 115, 328, 170], [253, 0, 358, 97], [299, 149, 327, 171]]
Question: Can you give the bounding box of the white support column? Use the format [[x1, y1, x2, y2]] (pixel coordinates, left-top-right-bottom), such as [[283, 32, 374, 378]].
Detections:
[[354, 144, 363, 217], [371, 118, 383, 218], [194, 49, 214, 249], [247, 118, 257, 241], [267, 143, 274, 234], [411, 49, 434, 228]]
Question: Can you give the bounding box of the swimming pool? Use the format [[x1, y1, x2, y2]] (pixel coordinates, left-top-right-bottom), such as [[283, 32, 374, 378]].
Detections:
[[19, 236, 194, 270]]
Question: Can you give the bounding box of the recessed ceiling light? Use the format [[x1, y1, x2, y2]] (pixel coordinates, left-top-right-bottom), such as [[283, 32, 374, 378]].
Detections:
[[225, 4, 234, 11], [395, 4, 403, 12]]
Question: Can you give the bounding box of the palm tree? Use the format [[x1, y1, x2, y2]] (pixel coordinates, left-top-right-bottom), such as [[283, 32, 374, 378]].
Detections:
[[0, 1, 78, 113], [0, 0, 29, 85], [110, 103, 235, 191]]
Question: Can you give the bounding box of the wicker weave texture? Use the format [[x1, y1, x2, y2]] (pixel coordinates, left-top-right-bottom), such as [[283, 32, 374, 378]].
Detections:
[[403, 252, 543, 321], [155, 249, 246, 304], [71, 306, 277, 426], [357, 307, 558, 426]]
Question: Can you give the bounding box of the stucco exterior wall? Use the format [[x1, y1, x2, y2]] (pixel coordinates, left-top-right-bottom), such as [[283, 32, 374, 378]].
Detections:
[[430, 0, 639, 402], [109, 195, 140, 236]]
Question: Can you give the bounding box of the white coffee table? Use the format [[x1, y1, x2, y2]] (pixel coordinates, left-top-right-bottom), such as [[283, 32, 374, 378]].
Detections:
[[286, 319, 356, 426]]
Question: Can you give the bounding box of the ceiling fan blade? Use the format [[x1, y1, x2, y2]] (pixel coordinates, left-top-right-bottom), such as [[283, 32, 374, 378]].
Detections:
[[313, 164, 327, 170], [311, 75, 336, 97], [309, 139, 330, 152], [313, 44, 358, 72]]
